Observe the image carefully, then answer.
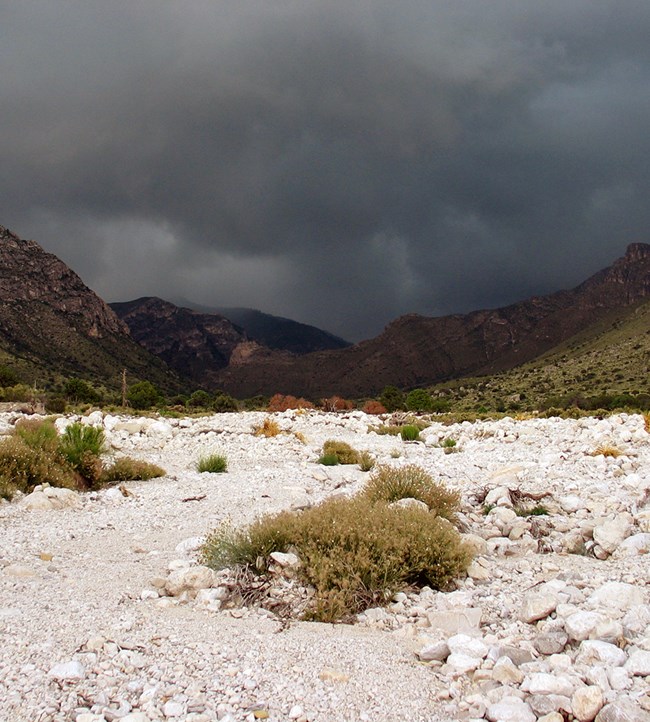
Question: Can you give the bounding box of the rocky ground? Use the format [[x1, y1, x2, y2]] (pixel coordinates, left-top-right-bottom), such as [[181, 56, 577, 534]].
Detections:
[[1, 410, 649, 722]]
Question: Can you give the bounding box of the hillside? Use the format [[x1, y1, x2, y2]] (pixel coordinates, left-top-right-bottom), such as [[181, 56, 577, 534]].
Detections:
[[431, 299, 650, 412], [213, 243, 650, 398], [0, 226, 180, 391]]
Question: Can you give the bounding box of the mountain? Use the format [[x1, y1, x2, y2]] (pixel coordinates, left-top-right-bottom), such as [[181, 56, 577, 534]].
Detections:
[[110, 297, 256, 388], [179, 303, 351, 354], [0, 225, 179, 390], [212, 243, 650, 398]]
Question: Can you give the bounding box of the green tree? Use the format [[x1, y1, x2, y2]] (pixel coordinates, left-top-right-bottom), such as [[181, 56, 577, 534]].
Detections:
[[0, 366, 19, 387], [188, 390, 212, 408], [64, 378, 101, 404], [405, 388, 434, 412], [127, 381, 162, 410], [380, 386, 405, 412]]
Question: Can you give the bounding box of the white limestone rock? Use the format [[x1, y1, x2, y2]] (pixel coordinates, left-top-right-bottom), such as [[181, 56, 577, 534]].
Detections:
[[587, 582, 644, 616], [519, 592, 559, 623], [164, 566, 216, 598], [625, 650, 650, 677], [572, 686, 604, 722], [592, 514, 633, 554], [48, 660, 85, 680], [486, 697, 536, 722], [576, 640, 627, 667]]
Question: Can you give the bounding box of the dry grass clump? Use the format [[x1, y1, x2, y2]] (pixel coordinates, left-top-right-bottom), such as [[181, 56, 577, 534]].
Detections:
[[0, 435, 75, 499], [362, 465, 461, 522], [197, 453, 228, 473], [644, 413, 650, 434], [319, 439, 360, 465], [590, 444, 623, 458], [101, 457, 166, 483], [253, 418, 281, 437], [358, 451, 375, 472], [201, 488, 471, 622]]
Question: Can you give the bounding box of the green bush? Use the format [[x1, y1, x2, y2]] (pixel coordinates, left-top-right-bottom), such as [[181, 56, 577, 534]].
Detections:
[[321, 440, 359, 464], [201, 493, 471, 622], [0, 365, 20, 387], [405, 388, 434, 412], [213, 394, 239, 412], [101, 457, 166, 483], [0, 437, 74, 498], [400, 424, 420, 441], [362, 465, 460, 522], [64, 378, 101, 404], [380, 386, 405, 412], [127, 381, 162, 410], [58, 423, 105, 488], [45, 396, 67, 414], [188, 390, 212, 408], [197, 453, 228, 473], [318, 452, 339, 466], [15, 418, 58, 451]]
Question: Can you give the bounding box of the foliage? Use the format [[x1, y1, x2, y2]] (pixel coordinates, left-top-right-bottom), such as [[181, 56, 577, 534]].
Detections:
[[590, 444, 623, 458], [318, 453, 340, 466], [0, 436, 75, 499], [405, 388, 434, 412], [45, 396, 67, 413], [64, 378, 101, 404], [197, 453, 228, 473], [15, 418, 58, 451], [267, 394, 314, 412], [380, 386, 405, 412], [201, 493, 472, 623], [242, 395, 269, 411], [321, 439, 360, 465], [362, 400, 387, 415], [321, 396, 354, 411], [127, 381, 162, 410], [101, 457, 166, 483], [58, 423, 106, 488], [362, 465, 461, 522], [515, 504, 549, 517], [213, 394, 239, 412], [358, 451, 375, 472], [253, 418, 281, 437], [0, 365, 20, 387], [400, 424, 420, 441], [188, 390, 212, 408], [0, 383, 33, 402]]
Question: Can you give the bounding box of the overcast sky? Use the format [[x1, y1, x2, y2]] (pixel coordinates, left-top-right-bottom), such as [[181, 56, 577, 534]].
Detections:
[[2, 2, 649, 340]]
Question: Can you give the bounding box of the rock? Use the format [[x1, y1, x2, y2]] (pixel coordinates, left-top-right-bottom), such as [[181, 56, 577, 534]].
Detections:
[[76, 715, 104, 722], [534, 631, 568, 655], [42, 486, 82, 509], [426, 608, 482, 635], [587, 582, 644, 615], [319, 668, 349, 683], [608, 667, 632, 690], [576, 640, 627, 667], [528, 695, 571, 717], [492, 656, 524, 685], [484, 486, 513, 507], [270, 551, 301, 567], [48, 660, 85, 680], [625, 650, 650, 676], [417, 640, 450, 662], [459, 533, 488, 555], [446, 652, 483, 674], [616, 533, 650, 557], [163, 700, 184, 717], [572, 686, 604, 722], [486, 697, 536, 722], [174, 536, 205, 557], [3, 564, 37, 578], [164, 566, 216, 597], [393, 497, 429, 512], [22, 491, 54, 510], [120, 714, 151, 722], [565, 611, 605, 641], [447, 634, 489, 659], [467, 559, 490, 580], [519, 593, 558, 623], [523, 672, 575, 697], [595, 696, 650, 721], [592, 514, 633, 554]]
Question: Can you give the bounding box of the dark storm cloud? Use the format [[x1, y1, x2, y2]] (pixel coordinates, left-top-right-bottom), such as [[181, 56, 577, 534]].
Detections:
[[2, 1, 650, 339]]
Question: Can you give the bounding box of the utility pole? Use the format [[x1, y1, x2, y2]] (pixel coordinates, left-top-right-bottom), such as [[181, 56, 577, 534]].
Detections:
[[121, 369, 127, 408]]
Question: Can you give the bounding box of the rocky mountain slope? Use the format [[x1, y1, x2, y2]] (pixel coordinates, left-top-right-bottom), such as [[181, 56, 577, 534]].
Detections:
[[0, 226, 179, 390], [213, 243, 650, 398]]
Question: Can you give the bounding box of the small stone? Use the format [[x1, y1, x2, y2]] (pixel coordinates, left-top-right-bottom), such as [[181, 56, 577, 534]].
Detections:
[[120, 714, 151, 722], [524, 672, 575, 697], [48, 660, 85, 680], [163, 700, 184, 717], [519, 593, 558, 623], [593, 514, 633, 554], [447, 634, 489, 659], [587, 582, 644, 615], [528, 695, 571, 717], [576, 640, 627, 667], [565, 611, 604, 641], [595, 696, 650, 721], [164, 566, 215, 597], [486, 697, 536, 722], [534, 631, 568, 655], [253, 710, 269, 719], [289, 705, 304, 719], [76, 715, 104, 722], [417, 640, 450, 662], [427, 608, 482, 635], [466, 560, 490, 580], [492, 656, 524, 685], [572, 686, 604, 722], [625, 650, 650, 676], [270, 551, 300, 567]]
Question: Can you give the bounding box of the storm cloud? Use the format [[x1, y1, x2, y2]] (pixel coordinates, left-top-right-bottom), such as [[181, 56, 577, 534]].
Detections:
[[2, 1, 650, 339]]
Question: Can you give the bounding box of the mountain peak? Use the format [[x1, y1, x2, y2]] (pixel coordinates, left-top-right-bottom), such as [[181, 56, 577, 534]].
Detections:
[[624, 242, 650, 261]]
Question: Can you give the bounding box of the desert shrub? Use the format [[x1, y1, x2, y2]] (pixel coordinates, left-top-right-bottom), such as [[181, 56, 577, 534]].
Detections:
[[127, 381, 162, 410], [58, 423, 105, 488], [213, 394, 239, 412], [168, 394, 189, 407], [197, 453, 228, 473], [253, 418, 281, 437], [267, 394, 314, 412], [15, 418, 58, 451], [318, 453, 339, 466], [321, 396, 354, 412], [405, 388, 434, 412], [362, 400, 387, 415], [362, 465, 460, 522], [45, 396, 67, 414], [380, 386, 405, 412], [0, 436, 75, 498], [441, 437, 458, 454], [0, 365, 19, 387], [400, 424, 420, 441], [64, 378, 101, 404], [358, 451, 375, 472], [242, 395, 269, 411], [515, 505, 549, 517], [591, 444, 622, 458], [202, 495, 472, 622], [101, 457, 166, 483], [321, 439, 360, 465], [0, 384, 33, 402], [188, 390, 212, 408]]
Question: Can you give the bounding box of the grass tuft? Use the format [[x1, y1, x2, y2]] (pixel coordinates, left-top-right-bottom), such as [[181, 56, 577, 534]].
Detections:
[[253, 418, 281, 437], [102, 457, 166, 483], [197, 453, 228, 473], [321, 440, 360, 465]]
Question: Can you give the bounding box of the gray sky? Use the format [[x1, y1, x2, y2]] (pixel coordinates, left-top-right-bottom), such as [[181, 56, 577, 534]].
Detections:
[[2, 1, 650, 340]]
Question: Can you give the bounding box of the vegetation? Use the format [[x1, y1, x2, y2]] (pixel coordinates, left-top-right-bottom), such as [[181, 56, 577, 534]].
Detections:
[[213, 393, 239, 412], [358, 451, 375, 472], [253, 418, 281, 437], [127, 381, 162, 410], [197, 453, 228, 473], [405, 388, 434, 412], [319, 439, 360, 465], [400, 424, 421, 441], [188, 390, 212, 408], [101, 457, 166, 483], [201, 466, 471, 622], [380, 386, 405, 412]]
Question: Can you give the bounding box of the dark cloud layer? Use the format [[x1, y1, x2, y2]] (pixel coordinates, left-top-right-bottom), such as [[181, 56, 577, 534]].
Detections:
[[2, 1, 650, 340]]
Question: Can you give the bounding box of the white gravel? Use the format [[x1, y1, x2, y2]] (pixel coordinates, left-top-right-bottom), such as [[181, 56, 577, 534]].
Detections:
[[1, 409, 649, 722]]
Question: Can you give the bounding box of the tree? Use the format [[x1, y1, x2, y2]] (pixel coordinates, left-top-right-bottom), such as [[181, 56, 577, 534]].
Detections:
[[405, 388, 434, 412], [127, 381, 162, 410], [380, 386, 405, 412]]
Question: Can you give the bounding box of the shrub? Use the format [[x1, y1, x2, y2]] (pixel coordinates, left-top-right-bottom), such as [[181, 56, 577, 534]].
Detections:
[[45, 396, 67, 414], [591, 444, 623, 458], [318, 453, 339, 466], [321, 396, 354, 412], [101, 457, 166, 483], [253, 418, 281, 437], [0, 436, 75, 498], [15, 418, 58, 451], [197, 453, 228, 473], [188, 390, 212, 408], [64, 378, 101, 404], [58, 423, 105, 488], [321, 440, 360, 465], [127, 381, 162, 410], [362, 400, 387, 415], [358, 451, 375, 472], [202, 494, 472, 622], [515, 505, 549, 517], [362, 465, 460, 522], [267, 394, 314, 412], [213, 394, 239, 412], [405, 388, 434, 412], [400, 424, 420, 441], [380, 386, 405, 412], [0, 365, 20, 387]]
